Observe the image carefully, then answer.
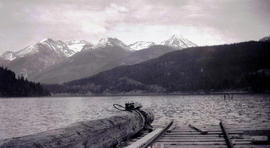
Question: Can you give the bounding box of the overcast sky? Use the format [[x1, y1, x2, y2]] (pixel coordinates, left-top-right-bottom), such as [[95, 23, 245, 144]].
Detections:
[[0, 0, 270, 53]]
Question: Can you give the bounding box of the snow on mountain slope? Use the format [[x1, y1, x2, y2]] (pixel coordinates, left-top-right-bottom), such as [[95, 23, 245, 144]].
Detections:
[[1, 39, 94, 62], [7, 38, 71, 79], [128, 41, 155, 50], [161, 34, 197, 49], [127, 35, 196, 51], [1, 51, 16, 61], [15, 44, 39, 57], [40, 38, 75, 57], [65, 40, 92, 53], [95, 37, 130, 50], [14, 38, 75, 57]]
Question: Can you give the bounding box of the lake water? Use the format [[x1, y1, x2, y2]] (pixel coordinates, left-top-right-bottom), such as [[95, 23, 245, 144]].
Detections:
[[0, 94, 270, 139]]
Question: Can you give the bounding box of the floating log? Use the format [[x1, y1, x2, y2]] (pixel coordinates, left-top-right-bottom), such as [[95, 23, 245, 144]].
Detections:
[[0, 108, 154, 148]]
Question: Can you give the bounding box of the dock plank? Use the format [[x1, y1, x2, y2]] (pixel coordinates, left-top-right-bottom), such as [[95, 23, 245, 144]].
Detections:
[[127, 123, 270, 148], [153, 141, 227, 145]]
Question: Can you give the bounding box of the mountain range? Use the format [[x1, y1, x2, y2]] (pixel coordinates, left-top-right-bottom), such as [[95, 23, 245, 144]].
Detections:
[[3, 38, 91, 79], [1, 34, 270, 95], [1, 38, 91, 61], [46, 41, 270, 95], [1, 35, 197, 84], [31, 38, 132, 84]]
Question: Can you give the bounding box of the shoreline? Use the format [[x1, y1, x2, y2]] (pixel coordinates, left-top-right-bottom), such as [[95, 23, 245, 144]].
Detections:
[[51, 91, 264, 97], [1, 91, 270, 98]]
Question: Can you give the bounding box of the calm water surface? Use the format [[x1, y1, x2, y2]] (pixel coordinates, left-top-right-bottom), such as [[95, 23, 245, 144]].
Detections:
[[0, 94, 270, 139]]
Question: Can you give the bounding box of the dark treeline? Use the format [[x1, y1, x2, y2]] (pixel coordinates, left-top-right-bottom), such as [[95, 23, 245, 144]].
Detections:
[[0, 67, 50, 97], [46, 41, 270, 95]]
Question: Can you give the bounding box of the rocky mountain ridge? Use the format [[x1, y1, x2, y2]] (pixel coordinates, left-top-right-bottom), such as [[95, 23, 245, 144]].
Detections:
[[1, 35, 197, 84], [1, 35, 196, 61]]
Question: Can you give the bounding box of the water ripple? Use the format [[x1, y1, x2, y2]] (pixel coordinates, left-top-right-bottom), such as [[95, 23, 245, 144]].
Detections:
[[0, 94, 270, 139]]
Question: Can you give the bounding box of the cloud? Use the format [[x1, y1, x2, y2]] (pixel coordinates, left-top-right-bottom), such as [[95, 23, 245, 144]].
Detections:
[[0, 0, 270, 53]]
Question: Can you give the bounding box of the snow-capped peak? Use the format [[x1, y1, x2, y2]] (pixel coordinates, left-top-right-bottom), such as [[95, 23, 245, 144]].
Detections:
[[40, 38, 53, 43], [128, 41, 155, 50], [15, 38, 74, 58], [5, 38, 93, 60], [161, 34, 197, 49], [14, 40, 50, 58], [95, 37, 130, 49]]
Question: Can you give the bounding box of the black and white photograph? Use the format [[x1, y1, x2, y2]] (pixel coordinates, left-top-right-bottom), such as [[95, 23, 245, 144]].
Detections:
[[0, 0, 270, 147]]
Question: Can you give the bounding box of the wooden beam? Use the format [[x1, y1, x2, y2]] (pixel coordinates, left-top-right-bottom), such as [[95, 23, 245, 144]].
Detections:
[[126, 120, 173, 148], [220, 121, 234, 148]]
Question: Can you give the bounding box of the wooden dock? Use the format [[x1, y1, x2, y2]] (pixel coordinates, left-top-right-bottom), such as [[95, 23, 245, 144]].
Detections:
[[126, 121, 270, 148]]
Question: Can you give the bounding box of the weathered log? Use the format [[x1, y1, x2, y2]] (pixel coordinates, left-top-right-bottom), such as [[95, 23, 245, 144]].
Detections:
[[0, 109, 154, 148]]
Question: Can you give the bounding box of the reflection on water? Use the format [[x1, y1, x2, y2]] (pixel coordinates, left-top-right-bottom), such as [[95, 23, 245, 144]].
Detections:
[[0, 94, 270, 139]]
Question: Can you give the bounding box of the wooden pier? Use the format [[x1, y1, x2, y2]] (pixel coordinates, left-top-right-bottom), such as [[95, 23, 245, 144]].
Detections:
[[127, 121, 270, 148]]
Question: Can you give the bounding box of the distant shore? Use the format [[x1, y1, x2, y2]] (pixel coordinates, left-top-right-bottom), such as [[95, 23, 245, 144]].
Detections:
[[51, 91, 262, 97], [2, 91, 269, 98]]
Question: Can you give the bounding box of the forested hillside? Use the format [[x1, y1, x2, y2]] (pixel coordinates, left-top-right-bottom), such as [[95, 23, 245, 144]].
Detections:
[[0, 67, 50, 97], [46, 41, 270, 95]]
